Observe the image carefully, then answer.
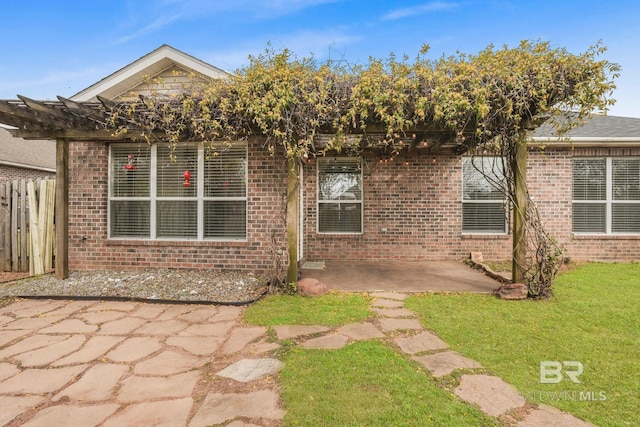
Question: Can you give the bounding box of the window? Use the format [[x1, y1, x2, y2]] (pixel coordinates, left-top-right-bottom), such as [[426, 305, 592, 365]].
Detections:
[[109, 143, 247, 240], [317, 158, 362, 233], [573, 158, 640, 234], [462, 157, 507, 233]]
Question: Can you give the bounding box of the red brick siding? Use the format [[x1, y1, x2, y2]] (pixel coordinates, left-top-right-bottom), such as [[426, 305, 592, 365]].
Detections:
[[67, 139, 287, 273], [0, 165, 54, 183], [303, 147, 640, 263]]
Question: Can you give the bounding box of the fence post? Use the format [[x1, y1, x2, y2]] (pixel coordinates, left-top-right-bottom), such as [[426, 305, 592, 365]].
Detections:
[[0, 182, 9, 271]]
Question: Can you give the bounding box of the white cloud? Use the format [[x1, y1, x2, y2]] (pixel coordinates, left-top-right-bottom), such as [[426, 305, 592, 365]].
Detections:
[[382, 1, 460, 21]]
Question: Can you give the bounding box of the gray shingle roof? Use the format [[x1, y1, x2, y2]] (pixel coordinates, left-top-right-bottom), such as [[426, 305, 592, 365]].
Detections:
[[0, 127, 56, 170], [533, 115, 640, 139]]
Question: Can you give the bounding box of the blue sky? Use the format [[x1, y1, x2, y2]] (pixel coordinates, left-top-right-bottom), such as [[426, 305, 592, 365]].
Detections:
[[1, 0, 639, 117]]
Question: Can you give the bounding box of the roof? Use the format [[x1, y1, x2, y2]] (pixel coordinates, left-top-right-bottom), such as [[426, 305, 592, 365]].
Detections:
[[70, 44, 230, 102], [0, 127, 55, 171], [533, 114, 640, 143]]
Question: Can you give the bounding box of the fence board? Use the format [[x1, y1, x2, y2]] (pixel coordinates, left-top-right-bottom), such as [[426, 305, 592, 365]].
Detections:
[[11, 181, 18, 271], [20, 179, 27, 271], [0, 183, 9, 271]]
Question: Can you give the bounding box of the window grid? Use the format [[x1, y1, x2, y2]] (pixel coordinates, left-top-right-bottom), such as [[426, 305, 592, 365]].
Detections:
[[317, 158, 363, 234], [573, 157, 640, 234], [462, 157, 507, 234], [109, 143, 247, 241]]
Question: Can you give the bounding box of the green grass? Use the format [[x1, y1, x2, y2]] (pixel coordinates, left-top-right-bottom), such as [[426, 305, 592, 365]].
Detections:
[[243, 293, 371, 326], [406, 262, 640, 426], [280, 340, 498, 426]]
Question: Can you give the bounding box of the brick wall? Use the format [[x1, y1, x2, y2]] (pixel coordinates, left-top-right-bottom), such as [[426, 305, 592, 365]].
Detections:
[[303, 147, 640, 263], [67, 139, 287, 273], [66, 141, 640, 274], [0, 165, 54, 183]]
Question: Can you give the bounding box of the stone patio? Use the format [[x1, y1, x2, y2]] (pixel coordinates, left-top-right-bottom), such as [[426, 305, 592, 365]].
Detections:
[[0, 293, 595, 426]]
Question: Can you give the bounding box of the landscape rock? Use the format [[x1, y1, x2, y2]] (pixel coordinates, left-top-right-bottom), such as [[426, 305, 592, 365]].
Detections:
[[297, 278, 328, 296], [495, 283, 528, 300]]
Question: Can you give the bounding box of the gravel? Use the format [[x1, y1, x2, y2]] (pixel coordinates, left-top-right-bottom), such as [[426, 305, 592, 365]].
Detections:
[[0, 269, 270, 305]]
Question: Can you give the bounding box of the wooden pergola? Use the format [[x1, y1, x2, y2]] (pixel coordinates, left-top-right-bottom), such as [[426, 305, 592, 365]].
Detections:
[[0, 96, 131, 279], [0, 95, 491, 282]]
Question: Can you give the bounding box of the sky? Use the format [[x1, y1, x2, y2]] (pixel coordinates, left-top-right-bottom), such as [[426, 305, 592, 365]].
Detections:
[[1, 0, 639, 117]]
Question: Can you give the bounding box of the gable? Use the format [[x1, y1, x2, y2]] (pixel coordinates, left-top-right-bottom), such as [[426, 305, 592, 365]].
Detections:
[[70, 44, 230, 102]]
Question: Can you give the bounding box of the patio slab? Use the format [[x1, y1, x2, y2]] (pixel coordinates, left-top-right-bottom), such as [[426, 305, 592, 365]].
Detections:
[[301, 260, 500, 292], [394, 330, 449, 354]]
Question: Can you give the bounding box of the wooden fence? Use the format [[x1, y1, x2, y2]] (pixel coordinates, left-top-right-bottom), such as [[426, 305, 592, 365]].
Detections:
[[0, 178, 56, 275]]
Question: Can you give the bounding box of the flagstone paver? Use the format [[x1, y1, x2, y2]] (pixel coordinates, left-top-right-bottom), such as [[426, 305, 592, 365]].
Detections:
[[273, 324, 331, 340], [378, 317, 422, 331], [454, 374, 526, 417], [166, 335, 226, 355], [372, 298, 405, 308], [209, 305, 243, 322], [179, 320, 235, 337], [0, 396, 46, 426], [40, 318, 98, 333], [0, 329, 30, 347], [339, 322, 385, 340], [222, 326, 268, 354], [178, 306, 220, 322], [0, 315, 65, 330], [129, 303, 168, 319], [51, 335, 125, 366], [117, 371, 201, 402], [78, 310, 127, 324], [370, 292, 409, 300], [189, 390, 284, 426], [0, 362, 20, 381], [0, 314, 14, 325], [14, 334, 86, 367], [518, 404, 595, 426], [20, 404, 120, 427], [97, 316, 148, 334], [0, 365, 88, 394], [103, 398, 193, 427], [414, 350, 482, 377], [216, 358, 283, 382], [134, 350, 205, 375], [54, 363, 129, 402], [370, 306, 416, 317], [134, 318, 190, 335], [300, 333, 349, 349], [0, 334, 70, 358], [105, 336, 162, 362], [394, 330, 449, 354]]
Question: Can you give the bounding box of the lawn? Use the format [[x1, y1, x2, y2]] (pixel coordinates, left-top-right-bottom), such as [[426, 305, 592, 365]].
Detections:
[[281, 341, 497, 426], [245, 292, 497, 426], [406, 262, 639, 426], [243, 293, 371, 326]]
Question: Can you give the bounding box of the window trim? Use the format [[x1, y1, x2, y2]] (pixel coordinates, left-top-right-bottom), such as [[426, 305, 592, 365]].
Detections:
[[316, 157, 364, 235], [461, 156, 508, 235], [572, 157, 640, 235], [108, 142, 248, 242]]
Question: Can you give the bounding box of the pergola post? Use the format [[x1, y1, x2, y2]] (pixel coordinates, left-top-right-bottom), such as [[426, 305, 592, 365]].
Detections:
[[55, 138, 69, 279], [512, 138, 527, 283], [286, 157, 299, 284]]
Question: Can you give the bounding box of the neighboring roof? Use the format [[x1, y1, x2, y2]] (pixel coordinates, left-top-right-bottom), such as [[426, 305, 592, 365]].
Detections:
[[533, 114, 640, 144], [0, 127, 55, 171], [70, 44, 230, 102]]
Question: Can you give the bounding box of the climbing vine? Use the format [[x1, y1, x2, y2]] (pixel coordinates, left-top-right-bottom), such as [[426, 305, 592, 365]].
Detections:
[[104, 40, 619, 296]]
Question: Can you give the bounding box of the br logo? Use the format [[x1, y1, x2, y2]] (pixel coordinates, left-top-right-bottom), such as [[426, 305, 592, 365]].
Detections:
[[539, 361, 583, 384]]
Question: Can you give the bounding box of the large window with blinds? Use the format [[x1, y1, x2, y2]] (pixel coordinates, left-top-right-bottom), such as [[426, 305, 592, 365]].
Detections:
[[462, 157, 507, 233], [317, 158, 363, 233], [573, 157, 640, 234], [109, 143, 247, 240]]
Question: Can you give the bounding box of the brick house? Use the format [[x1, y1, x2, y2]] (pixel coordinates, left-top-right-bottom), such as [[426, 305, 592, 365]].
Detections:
[[1, 45, 640, 278]]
